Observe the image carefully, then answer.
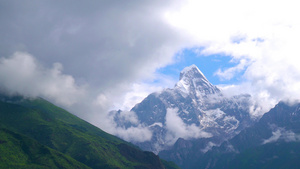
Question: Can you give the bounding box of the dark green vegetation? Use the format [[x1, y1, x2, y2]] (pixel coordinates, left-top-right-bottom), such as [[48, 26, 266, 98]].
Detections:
[[0, 128, 90, 169], [0, 95, 179, 169]]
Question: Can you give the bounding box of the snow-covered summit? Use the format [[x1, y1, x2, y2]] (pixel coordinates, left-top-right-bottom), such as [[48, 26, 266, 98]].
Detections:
[[175, 65, 220, 95], [113, 64, 254, 154], [179, 64, 207, 81]]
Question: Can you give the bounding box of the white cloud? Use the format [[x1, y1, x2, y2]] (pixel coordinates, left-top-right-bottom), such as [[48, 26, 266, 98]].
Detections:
[[116, 111, 139, 125], [164, 0, 300, 116], [262, 129, 282, 144], [105, 110, 152, 143], [112, 125, 153, 143], [165, 108, 212, 145], [262, 126, 300, 144], [2, 0, 300, 143], [0, 52, 86, 106], [0, 52, 153, 143], [201, 142, 216, 153], [0, 0, 187, 118], [219, 84, 278, 118], [214, 59, 248, 81]]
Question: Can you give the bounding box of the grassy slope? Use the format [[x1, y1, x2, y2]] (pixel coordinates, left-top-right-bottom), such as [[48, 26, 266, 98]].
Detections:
[[0, 97, 177, 169], [161, 160, 181, 169], [0, 128, 90, 169]]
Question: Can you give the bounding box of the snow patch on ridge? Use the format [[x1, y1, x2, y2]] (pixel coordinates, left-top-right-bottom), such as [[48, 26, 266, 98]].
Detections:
[[175, 79, 190, 95], [200, 108, 240, 133], [200, 109, 225, 128]]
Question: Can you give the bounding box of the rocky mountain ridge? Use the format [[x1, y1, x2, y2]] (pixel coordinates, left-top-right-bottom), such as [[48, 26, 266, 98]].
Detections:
[[112, 65, 257, 155], [192, 101, 300, 169]]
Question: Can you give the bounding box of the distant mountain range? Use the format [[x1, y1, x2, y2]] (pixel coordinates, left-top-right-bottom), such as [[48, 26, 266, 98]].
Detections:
[[112, 65, 300, 169], [0, 94, 179, 169]]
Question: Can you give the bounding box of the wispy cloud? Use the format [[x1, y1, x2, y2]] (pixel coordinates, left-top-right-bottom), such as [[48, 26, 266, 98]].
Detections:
[[214, 59, 248, 81], [201, 142, 217, 153], [165, 108, 212, 145], [111, 125, 153, 143], [262, 125, 300, 144]]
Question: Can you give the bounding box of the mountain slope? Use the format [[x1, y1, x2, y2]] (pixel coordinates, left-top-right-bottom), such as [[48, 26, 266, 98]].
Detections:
[[196, 101, 300, 169], [0, 128, 90, 169], [112, 65, 255, 168], [0, 95, 178, 169]]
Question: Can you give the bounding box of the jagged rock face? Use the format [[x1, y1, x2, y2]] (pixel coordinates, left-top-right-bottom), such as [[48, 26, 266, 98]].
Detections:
[[222, 102, 300, 153], [113, 65, 255, 154], [176, 65, 220, 97]]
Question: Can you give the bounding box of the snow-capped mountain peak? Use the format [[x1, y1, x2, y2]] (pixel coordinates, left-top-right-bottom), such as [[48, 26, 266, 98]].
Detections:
[[179, 64, 207, 81], [175, 64, 220, 96], [113, 65, 254, 154]]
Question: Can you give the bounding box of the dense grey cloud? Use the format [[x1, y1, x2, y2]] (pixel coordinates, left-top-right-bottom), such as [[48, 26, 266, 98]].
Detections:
[[0, 0, 189, 140], [0, 52, 86, 106], [0, 0, 184, 90]]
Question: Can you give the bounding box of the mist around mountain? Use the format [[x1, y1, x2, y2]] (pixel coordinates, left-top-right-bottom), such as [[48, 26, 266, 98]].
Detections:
[[111, 65, 257, 154], [0, 94, 179, 169], [111, 65, 300, 169]]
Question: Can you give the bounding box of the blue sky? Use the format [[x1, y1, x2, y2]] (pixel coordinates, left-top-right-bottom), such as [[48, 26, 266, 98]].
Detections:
[[157, 48, 243, 85]]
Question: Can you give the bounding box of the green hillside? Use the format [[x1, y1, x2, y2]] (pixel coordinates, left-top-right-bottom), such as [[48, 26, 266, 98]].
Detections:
[[0, 96, 179, 169], [0, 128, 90, 169]]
